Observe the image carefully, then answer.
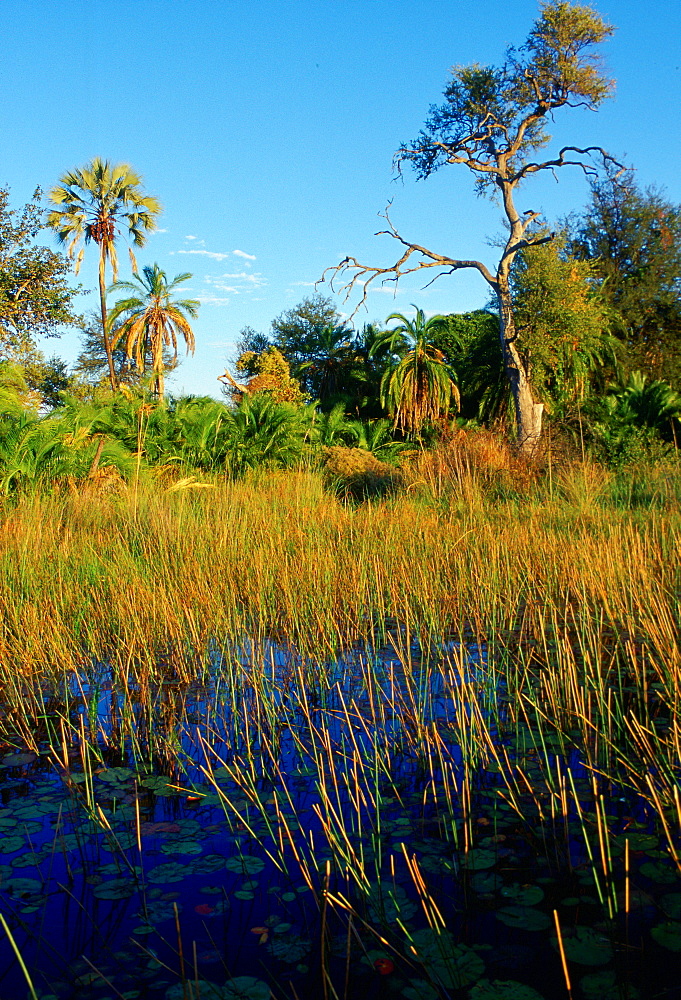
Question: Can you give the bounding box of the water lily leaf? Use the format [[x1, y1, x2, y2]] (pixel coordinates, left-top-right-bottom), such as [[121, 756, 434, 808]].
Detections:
[[552, 927, 613, 966], [367, 882, 417, 923], [97, 767, 134, 784], [402, 980, 439, 1000], [462, 849, 497, 870], [140, 776, 181, 796], [93, 877, 138, 899], [651, 920, 681, 952], [580, 970, 616, 998], [2, 753, 36, 767], [496, 906, 551, 931], [140, 822, 181, 836], [5, 877, 42, 896], [660, 893, 681, 919], [11, 851, 47, 868], [0, 836, 25, 853], [161, 840, 203, 856], [147, 862, 188, 884], [193, 854, 228, 874], [640, 861, 678, 884], [222, 977, 270, 999], [234, 890, 255, 900], [200, 885, 224, 895], [410, 928, 484, 989], [269, 933, 311, 963], [225, 856, 264, 875], [165, 983, 223, 1000], [470, 980, 545, 999], [500, 884, 545, 906], [471, 871, 503, 893]]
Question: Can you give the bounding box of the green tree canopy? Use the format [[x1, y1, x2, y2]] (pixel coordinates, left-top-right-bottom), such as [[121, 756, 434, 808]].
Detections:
[[47, 158, 161, 391], [0, 187, 82, 360], [570, 171, 681, 385]]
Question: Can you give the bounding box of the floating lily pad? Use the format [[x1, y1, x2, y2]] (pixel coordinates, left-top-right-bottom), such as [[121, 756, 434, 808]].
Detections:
[[97, 767, 134, 784], [165, 982, 223, 1000], [0, 836, 25, 853], [2, 753, 36, 767], [222, 978, 270, 1000], [5, 877, 42, 896], [496, 906, 551, 931], [552, 927, 613, 966], [470, 980, 545, 1000], [500, 884, 545, 906], [93, 877, 138, 900], [161, 840, 203, 856], [147, 862, 189, 884], [367, 882, 418, 923], [471, 871, 503, 893], [402, 980, 439, 1000], [225, 856, 264, 875], [660, 893, 681, 919], [651, 920, 681, 952], [639, 861, 678, 884], [410, 928, 484, 989], [269, 932, 311, 963], [193, 854, 227, 873], [462, 849, 497, 870]]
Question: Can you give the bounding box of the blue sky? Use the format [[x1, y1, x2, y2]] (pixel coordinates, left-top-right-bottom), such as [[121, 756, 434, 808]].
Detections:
[[2, 0, 679, 397]]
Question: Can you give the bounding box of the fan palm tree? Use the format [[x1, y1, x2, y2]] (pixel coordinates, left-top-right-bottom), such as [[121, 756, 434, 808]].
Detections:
[[370, 307, 459, 437], [47, 158, 161, 391], [107, 264, 199, 400]]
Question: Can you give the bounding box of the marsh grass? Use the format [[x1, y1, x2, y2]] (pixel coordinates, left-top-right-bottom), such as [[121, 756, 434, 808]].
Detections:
[[0, 466, 680, 997]]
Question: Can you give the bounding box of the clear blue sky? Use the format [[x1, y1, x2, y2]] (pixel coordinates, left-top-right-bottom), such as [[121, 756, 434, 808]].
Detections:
[[2, 0, 679, 397]]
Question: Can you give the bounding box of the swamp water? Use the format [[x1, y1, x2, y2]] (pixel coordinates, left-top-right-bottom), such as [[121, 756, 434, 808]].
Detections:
[[0, 636, 679, 1000]]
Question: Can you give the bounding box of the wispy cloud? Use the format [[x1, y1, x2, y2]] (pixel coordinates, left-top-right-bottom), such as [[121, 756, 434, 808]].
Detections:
[[232, 249, 256, 260], [177, 249, 231, 261], [197, 294, 231, 306], [291, 281, 316, 287]]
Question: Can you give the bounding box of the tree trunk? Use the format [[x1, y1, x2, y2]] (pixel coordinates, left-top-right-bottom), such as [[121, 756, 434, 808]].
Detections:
[[99, 247, 118, 392], [497, 284, 544, 455]]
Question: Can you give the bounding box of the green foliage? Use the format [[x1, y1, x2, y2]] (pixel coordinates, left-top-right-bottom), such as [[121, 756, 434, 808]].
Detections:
[[0, 187, 82, 356], [371, 307, 459, 436], [322, 445, 403, 500], [510, 235, 614, 412], [586, 371, 681, 467], [570, 171, 681, 385], [403, 1, 614, 189], [225, 394, 308, 478], [234, 346, 309, 405], [108, 264, 199, 399]]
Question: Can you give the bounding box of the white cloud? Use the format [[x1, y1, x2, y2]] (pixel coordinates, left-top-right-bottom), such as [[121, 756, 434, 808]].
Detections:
[[177, 249, 231, 261], [291, 281, 316, 287], [185, 235, 197, 240], [154, 227, 168, 233], [197, 294, 231, 306], [232, 249, 256, 260]]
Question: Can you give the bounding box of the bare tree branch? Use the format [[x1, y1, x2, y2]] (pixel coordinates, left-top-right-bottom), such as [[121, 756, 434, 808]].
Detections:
[[318, 209, 496, 317]]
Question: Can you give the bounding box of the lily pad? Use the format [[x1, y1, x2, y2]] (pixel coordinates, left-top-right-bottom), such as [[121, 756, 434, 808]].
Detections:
[[471, 871, 503, 893], [402, 980, 439, 1000], [269, 932, 311, 963], [410, 928, 484, 989], [639, 861, 678, 884], [496, 906, 551, 931], [462, 848, 497, 870], [552, 927, 613, 966], [651, 920, 681, 952], [93, 877, 138, 900], [5, 877, 42, 896], [470, 980, 545, 1000], [193, 854, 228, 873], [500, 884, 545, 906], [97, 767, 134, 784], [0, 836, 25, 853], [147, 862, 189, 884], [660, 893, 681, 919], [165, 983, 223, 1000], [2, 753, 36, 767], [367, 882, 418, 923], [225, 856, 265, 875], [222, 978, 270, 1000], [161, 840, 203, 856]]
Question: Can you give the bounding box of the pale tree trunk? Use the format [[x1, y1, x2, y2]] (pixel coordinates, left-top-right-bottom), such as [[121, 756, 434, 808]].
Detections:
[[98, 247, 118, 392], [497, 282, 544, 456]]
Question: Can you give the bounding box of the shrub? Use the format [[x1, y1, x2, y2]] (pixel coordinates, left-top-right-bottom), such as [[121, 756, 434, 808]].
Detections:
[[322, 446, 404, 500]]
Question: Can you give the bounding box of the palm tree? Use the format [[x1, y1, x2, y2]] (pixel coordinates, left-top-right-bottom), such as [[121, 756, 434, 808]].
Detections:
[[107, 264, 199, 400], [370, 307, 459, 437], [47, 158, 161, 391]]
